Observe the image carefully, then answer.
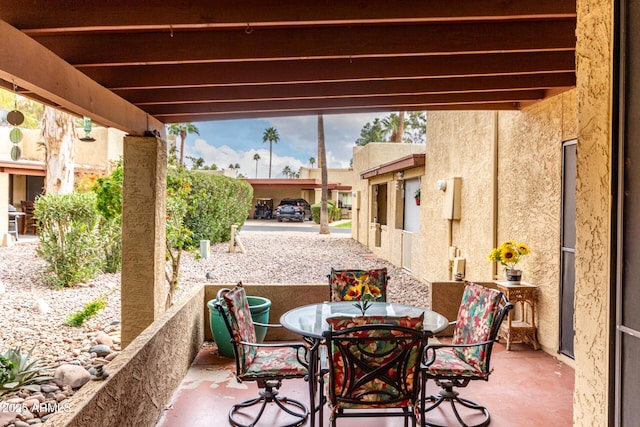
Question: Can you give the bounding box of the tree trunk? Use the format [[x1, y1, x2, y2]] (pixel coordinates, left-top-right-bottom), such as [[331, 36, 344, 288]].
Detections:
[[269, 141, 273, 178], [179, 130, 186, 168], [394, 111, 406, 143], [41, 106, 77, 194], [318, 114, 330, 234]]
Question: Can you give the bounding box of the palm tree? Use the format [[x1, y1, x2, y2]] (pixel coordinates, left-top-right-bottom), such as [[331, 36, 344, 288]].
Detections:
[[381, 111, 406, 142], [253, 153, 261, 178], [318, 114, 329, 234], [168, 123, 200, 168], [309, 156, 316, 168], [396, 111, 405, 143], [262, 126, 280, 178], [282, 165, 292, 178]]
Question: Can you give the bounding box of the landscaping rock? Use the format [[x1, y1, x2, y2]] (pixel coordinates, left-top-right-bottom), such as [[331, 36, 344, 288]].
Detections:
[[88, 345, 111, 357], [33, 298, 51, 314], [53, 364, 90, 389], [93, 331, 113, 347]]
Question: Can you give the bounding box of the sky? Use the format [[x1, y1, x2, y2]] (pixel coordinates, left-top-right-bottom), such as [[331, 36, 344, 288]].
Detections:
[[181, 113, 384, 178]]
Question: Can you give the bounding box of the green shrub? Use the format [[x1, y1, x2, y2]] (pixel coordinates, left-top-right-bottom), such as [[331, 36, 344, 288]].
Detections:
[[0, 346, 52, 397], [65, 294, 108, 327], [184, 172, 253, 244], [93, 161, 123, 272], [311, 200, 339, 224], [35, 193, 104, 288]]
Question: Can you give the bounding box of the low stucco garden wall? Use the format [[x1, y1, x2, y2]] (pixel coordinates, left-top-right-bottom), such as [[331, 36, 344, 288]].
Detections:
[[204, 283, 328, 342], [46, 285, 205, 427]]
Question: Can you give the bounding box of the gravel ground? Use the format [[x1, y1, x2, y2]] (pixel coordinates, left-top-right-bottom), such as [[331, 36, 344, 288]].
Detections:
[[0, 230, 429, 368]]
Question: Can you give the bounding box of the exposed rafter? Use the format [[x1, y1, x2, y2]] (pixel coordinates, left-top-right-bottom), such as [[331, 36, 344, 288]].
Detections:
[[0, 0, 576, 125]]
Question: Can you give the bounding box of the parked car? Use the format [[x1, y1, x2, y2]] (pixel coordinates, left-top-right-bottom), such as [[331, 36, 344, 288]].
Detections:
[[253, 198, 273, 219], [275, 198, 312, 222]]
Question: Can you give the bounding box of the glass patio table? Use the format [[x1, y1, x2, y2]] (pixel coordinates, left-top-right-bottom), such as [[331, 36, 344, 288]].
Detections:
[[280, 301, 449, 427]]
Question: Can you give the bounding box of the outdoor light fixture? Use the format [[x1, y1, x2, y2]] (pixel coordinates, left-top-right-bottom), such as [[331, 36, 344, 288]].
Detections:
[[437, 179, 447, 191], [79, 116, 96, 142]]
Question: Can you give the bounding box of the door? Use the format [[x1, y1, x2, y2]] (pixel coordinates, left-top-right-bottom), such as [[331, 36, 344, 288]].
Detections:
[[559, 140, 576, 358], [402, 178, 421, 271], [615, 1, 640, 424]]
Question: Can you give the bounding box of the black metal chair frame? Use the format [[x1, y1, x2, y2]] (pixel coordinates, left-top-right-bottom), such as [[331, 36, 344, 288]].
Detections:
[[322, 323, 428, 427], [420, 293, 513, 427], [214, 287, 310, 427]]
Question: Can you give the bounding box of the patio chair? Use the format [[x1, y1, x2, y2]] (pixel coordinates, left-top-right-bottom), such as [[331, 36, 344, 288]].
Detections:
[[322, 314, 428, 427], [327, 267, 389, 302], [420, 282, 513, 427], [20, 200, 37, 235], [213, 283, 310, 427]]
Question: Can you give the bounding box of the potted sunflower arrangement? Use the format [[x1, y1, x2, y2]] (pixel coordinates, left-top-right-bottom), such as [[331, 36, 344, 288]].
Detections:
[[487, 240, 531, 283]]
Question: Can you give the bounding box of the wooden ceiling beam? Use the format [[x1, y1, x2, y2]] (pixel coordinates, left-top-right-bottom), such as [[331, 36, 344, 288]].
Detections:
[[0, 20, 165, 136], [155, 103, 523, 123], [31, 20, 576, 66], [1, 0, 575, 32], [143, 89, 544, 116], [78, 52, 576, 90], [121, 73, 576, 105]]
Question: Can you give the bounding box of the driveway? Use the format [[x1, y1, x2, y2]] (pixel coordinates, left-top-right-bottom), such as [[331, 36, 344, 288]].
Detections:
[[242, 218, 351, 234]]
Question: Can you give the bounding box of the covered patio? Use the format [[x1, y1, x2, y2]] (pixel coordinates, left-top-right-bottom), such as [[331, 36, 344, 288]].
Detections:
[[158, 339, 574, 427], [0, 1, 628, 426]]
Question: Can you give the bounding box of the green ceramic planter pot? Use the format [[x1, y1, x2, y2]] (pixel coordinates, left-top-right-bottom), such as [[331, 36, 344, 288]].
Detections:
[[207, 296, 271, 358]]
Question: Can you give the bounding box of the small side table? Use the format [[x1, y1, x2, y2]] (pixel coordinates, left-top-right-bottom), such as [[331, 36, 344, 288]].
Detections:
[[495, 281, 540, 350]]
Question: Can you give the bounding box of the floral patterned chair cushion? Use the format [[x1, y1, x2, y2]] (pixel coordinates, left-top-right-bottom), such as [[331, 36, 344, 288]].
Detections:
[[450, 282, 503, 373], [324, 314, 425, 410], [244, 347, 308, 379], [328, 267, 388, 302], [222, 285, 258, 374]]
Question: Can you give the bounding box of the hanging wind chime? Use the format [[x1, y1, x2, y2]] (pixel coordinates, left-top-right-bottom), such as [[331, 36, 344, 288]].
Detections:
[[7, 83, 25, 161]]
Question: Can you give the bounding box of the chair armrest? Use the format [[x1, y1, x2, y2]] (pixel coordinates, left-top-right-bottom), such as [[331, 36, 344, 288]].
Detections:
[[253, 321, 283, 329], [422, 339, 495, 366]]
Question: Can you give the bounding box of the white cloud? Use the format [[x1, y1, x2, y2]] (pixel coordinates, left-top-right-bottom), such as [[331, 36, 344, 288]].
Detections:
[[191, 138, 305, 178], [186, 112, 385, 171]]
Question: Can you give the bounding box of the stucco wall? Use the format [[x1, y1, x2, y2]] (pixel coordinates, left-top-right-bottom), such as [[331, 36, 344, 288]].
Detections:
[[46, 285, 205, 427], [574, 0, 612, 425], [0, 126, 124, 168], [420, 95, 577, 357], [423, 111, 497, 283], [351, 143, 427, 251], [496, 92, 577, 355]]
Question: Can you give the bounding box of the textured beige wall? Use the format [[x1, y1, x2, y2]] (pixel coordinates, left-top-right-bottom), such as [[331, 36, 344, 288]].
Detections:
[[497, 92, 576, 354], [423, 111, 497, 283], [351, 143, 427, 251], [574, 0, 612, 425], [46, 285, 205, 427], [0, 126, 124, 168]]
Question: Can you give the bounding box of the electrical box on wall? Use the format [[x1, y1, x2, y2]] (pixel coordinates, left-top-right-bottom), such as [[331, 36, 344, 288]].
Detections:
[[442, 177, 462, 220], [452, 257, 466, 278], [352, 191, 359, 210]]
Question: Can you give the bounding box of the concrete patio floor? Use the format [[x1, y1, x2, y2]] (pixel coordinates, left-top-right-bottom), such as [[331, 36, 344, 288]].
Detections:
[[156, 340, 574, 427]]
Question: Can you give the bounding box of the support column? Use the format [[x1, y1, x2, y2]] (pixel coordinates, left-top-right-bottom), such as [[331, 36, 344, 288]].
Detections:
[[121, 136, 167, 348]]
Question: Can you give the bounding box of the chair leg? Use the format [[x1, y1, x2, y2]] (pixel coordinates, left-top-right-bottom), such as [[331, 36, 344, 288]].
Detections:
[[421, 386, 490, 427], [228, 379, 308, 427]]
